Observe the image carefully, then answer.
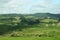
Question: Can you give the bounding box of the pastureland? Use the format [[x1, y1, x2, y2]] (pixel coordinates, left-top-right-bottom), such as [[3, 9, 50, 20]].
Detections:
[[0, 37, 60, 40], [0, 15, 60, 40]]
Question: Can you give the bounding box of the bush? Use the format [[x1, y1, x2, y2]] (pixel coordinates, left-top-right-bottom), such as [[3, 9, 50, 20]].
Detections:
[[10, 32, 20, 37]]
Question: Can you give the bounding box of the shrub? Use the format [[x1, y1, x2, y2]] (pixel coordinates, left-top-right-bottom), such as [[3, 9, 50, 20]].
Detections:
[[10, 32, 20, 37]]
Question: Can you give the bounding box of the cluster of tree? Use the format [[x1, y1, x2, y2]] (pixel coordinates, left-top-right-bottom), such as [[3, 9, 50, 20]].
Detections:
[[20, 16, 40, 25], [0, 16, 40, 35], [0, 14, 60, 35]]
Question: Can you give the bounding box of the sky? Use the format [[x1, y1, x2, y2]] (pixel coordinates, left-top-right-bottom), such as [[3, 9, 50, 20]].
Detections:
[[0, 0, 60, 14]]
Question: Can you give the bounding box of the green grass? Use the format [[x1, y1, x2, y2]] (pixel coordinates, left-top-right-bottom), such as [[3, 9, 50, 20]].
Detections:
[[0, 18, 60, 40], [0, 37, 60, 40], [41, 19, 58, 22]]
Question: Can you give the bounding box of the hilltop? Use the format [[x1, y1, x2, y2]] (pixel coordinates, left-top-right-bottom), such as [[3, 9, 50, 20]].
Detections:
[[0, 13, 60, 18]]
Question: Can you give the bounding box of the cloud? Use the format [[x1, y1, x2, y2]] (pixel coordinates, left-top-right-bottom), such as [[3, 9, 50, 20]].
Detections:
[[0, 0, 12, 7], [50, 4, 60, 13], [0, 0, 60, 14], [30, 0, 52, 13], [2, 0, 33, 14], [0, 0, 10, 4]]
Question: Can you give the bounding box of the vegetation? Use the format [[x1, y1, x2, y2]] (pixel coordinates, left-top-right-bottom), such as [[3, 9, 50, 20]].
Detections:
[[0, 13, 60, 40]]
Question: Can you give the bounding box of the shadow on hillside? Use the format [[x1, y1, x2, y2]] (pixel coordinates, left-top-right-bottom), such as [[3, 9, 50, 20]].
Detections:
[[0, 22, 58, 35], [0, 23, 39, 35]]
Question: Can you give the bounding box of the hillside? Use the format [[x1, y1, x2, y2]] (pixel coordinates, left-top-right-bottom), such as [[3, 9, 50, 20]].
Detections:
[[0, 13, 60, 38], [0, 13, 60, 18], [24, 13, 60, 18]]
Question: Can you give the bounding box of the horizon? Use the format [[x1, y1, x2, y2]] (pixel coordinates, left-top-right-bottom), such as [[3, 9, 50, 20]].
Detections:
[[0, 13, 60, 14]]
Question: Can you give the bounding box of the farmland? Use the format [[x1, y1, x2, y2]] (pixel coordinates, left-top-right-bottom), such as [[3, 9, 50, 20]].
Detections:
[[0, 13, 60, 40]]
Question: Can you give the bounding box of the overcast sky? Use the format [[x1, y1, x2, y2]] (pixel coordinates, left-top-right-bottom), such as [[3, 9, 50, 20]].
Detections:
[[0, 0, 60, 14]]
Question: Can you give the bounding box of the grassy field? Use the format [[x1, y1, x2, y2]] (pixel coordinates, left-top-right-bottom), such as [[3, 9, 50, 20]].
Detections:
[[0, 24, 59, 40], [0, 16, 60, 40], [0, 37, 60, 40], [0, 23, 60, 40]]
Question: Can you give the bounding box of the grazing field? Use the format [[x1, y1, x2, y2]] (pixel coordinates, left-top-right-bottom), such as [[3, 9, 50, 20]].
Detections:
[[0, 37, 60, 40], [0, 14, 60, 40], [0, 24, 60, 40]]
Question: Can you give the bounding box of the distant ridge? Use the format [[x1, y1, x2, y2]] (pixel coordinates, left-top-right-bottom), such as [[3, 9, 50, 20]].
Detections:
[[0, 13, 60, 18]]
